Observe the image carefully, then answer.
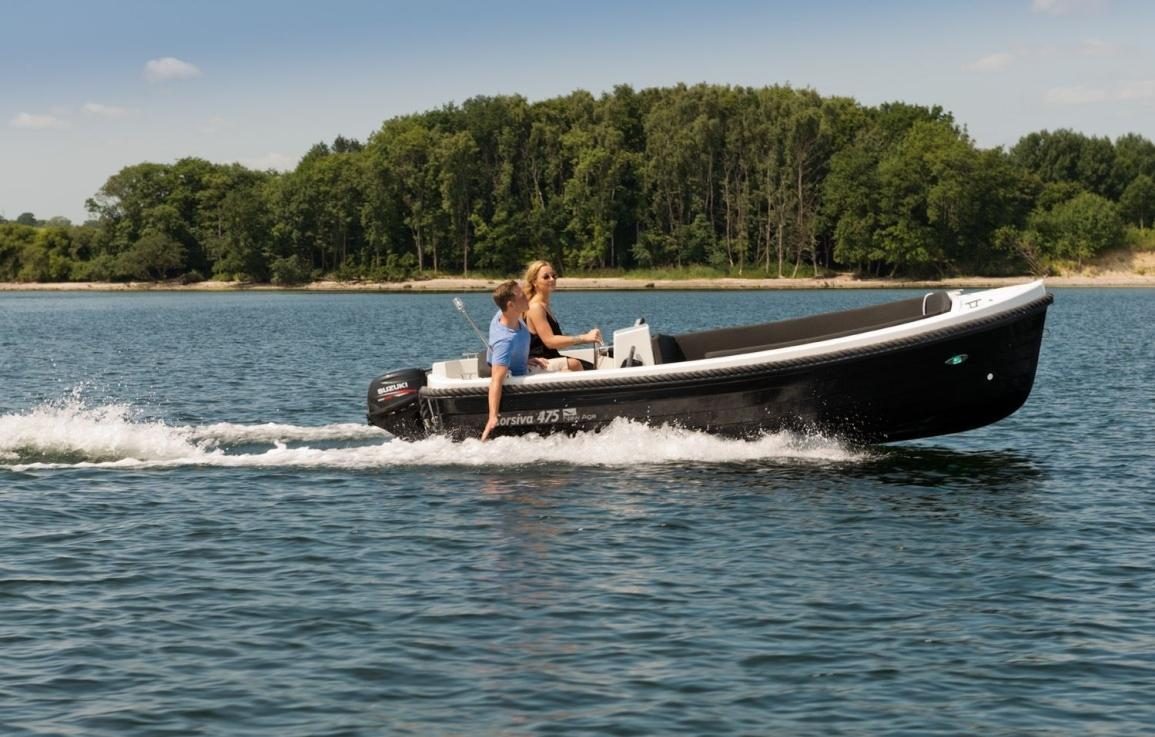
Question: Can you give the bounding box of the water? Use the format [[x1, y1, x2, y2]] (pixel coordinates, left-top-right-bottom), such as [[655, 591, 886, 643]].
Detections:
[[2, 287, 1153, 736]]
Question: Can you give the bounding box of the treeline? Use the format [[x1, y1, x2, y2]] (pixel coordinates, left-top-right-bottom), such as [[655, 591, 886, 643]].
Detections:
[[4, 83, 1155, 284]]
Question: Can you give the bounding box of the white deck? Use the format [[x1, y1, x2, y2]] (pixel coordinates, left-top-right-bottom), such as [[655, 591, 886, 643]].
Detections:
[[426, 280, 1048, 390]]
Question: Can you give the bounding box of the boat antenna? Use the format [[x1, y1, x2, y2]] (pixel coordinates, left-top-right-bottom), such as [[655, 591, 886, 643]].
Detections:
[[452, 297, 490, 353]]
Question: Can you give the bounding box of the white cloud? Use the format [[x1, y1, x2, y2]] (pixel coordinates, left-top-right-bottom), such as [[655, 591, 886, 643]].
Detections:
[[1044, 86, 1109, 105], [83, 102, 131, 119], [1044, 81, 1155, 105], [1031, 0, 1109, 15], [1116, 80, 1155, 100], [966, 51, 1015, 72], [144, 56, 202, 82], [237, 153, 297, 172], [1077, 38, 1122, 57], [9, 112, 68, 130]]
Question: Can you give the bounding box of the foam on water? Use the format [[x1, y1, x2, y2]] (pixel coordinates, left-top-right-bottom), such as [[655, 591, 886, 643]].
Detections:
[[0, 399, 868, 471]]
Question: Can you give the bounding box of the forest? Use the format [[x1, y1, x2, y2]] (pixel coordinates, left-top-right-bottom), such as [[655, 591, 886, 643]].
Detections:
[[4, 83, 1155, 284]]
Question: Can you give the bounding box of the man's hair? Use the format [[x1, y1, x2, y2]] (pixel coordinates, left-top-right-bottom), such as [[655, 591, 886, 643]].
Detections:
[[491, 280, 521, 311]]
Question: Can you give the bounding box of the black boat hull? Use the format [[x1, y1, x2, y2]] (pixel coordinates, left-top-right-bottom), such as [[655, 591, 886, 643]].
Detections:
[[381, 295, 1051, 443]]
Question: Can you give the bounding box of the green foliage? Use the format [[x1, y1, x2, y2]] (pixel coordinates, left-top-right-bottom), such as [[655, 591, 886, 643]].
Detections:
[[269, 255, 313, 286], [1030, 192, 1124, 266], [994, 193, 1125, 274], [365, 252, 418, 282], [575, 265, 733, 281], [70, 254, 119, 282], [116, 230, 186, 280], [993, 225, 1050, 276], [0, 223, 39, 280], [1125, 226, 1155, 252], [11, 85, 1155, 285], [1010, 129, 1120, 198], [1119, 174, 1155, 229]]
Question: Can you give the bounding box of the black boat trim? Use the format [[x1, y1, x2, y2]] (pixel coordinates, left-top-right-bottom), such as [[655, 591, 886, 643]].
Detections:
[[421, 294, 1054, 399]]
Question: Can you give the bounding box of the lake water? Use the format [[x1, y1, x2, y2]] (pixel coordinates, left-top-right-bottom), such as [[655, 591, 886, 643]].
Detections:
[[2, 286, 1153, 736]]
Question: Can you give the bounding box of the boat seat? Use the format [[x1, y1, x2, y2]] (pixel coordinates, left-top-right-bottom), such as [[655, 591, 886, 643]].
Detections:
[[670, 291, 955, 361], [701, 315, 929, 358], [651, 334, 685, 364], [922, 291, 952, 316]]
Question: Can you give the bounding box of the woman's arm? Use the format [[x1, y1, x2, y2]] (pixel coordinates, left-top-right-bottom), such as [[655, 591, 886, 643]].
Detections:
[[526, 303, 598, 348]]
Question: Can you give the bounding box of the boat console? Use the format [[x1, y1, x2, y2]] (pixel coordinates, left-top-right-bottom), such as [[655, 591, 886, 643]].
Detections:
[[608, 324, 656, 368]]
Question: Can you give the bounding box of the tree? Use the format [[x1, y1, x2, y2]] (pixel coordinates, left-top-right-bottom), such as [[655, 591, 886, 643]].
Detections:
[[438, 130, 480, 274], [825, 116, 1009, 278], [1031, 192, 1124, 266], [116, 230, 186, 280], [194, 165, 273, 280], [86, 162, 176, 263], [784, 98, 831, 276], [16, 212, 38, 226], [18, 227, 74, 281], [56, 82, 1155, 283], [562, 118, 632, 269], [206, 184, 271, 280], [0, 223, 38, 280], [1119, 174, 1155, 229], [1114, 133, 1155, 178], [1010, 129, 1118, 198], [823, 131, 885, 273], [370, 118, 443, 271]]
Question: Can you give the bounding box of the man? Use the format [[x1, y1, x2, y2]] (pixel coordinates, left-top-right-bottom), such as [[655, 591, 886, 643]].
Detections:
[[482, 280, 546, 441]]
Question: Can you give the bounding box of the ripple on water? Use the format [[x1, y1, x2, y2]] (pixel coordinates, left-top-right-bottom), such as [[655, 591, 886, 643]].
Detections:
[[3, 289, 1155, 735]]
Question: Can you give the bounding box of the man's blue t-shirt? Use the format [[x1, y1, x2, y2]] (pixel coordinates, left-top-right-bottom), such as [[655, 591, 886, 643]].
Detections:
[[487, 312, 531, 376]]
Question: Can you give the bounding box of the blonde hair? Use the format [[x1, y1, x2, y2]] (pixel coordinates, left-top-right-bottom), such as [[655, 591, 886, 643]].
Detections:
[[523, 260, 553, 302]]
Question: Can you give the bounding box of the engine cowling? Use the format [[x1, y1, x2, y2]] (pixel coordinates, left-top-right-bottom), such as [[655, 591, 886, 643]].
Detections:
[[366, 368, 428, 439]]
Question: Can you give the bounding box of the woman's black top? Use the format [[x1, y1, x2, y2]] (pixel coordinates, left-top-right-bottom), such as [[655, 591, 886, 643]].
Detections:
[[529, 309, 563, 359]]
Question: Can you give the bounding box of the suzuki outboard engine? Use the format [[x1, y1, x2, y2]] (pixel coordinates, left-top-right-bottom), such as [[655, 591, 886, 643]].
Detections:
[[367, 368, 428, 440]]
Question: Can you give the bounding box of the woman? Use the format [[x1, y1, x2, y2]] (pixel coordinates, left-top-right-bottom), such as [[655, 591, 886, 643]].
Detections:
[[523, 260, 602, 372]]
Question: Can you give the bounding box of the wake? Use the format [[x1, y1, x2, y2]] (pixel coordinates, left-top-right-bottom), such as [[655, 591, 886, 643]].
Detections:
[[0, 400, 868, 471]]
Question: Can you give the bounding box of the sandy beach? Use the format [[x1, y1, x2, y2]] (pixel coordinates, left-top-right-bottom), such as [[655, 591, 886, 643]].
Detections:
[[2, 253, 1153, 292], [2, 272, 1153, 292]]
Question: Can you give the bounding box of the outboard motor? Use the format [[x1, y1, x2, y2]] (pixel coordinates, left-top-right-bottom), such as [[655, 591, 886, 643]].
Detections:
[[367, 368, 428, 440]]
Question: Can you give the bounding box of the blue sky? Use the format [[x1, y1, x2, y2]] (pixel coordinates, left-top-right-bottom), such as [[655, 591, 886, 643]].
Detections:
[[4, 0, 1154, 222]]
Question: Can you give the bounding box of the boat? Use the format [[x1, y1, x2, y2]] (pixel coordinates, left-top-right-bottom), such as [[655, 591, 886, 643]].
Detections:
[[366, 280, 1053, 443]]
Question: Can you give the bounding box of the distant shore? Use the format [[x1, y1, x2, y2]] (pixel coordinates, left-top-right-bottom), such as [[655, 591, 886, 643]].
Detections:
[[2, 250, 1154, 292], [2, 270, 1153, 292]]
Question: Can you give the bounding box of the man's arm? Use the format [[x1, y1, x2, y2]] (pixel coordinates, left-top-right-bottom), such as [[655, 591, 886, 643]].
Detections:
[[481, 364, 509, 441]]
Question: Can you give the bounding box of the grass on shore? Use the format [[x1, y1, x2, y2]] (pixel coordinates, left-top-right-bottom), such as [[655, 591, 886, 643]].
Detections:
[[425, 264, 828, 282], [1126, 226, 1155, 253]]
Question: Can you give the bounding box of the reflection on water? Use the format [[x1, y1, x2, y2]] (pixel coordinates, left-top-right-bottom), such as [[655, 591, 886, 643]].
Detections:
[[858, 445, 1046, 489]]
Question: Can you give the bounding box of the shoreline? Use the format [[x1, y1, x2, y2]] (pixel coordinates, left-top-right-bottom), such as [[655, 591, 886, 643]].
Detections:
[[2, 271, 1154, 292]]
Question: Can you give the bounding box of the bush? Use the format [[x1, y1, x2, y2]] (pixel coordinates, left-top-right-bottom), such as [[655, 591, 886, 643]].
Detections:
[[116, 231, 186, 280], [363, 253, 418, 282], [1029, 192, 1124, 267], [269, 255, 313, 286], [993, 226, 1052, 276], [71, 253, 119, 282]]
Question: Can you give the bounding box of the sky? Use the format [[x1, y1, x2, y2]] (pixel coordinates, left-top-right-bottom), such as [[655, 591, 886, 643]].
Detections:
[[4, 0, 1155, 223]]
